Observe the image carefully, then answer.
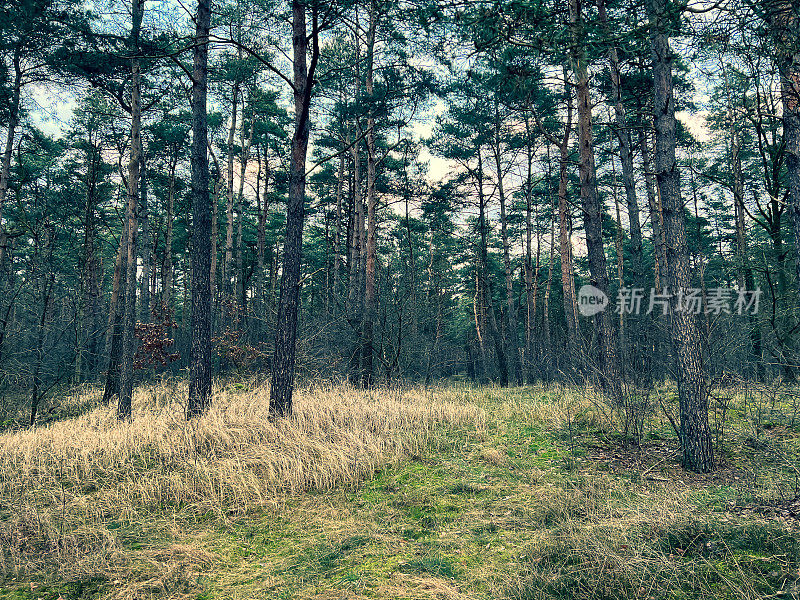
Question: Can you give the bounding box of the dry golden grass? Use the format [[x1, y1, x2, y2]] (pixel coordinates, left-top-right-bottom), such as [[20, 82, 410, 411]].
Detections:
[[0, 379, 483, 581]]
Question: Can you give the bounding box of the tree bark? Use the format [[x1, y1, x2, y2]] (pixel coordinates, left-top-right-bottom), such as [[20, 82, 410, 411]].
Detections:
[[347, 130, 364, 383], [236, 117, 254, 323], [257, 148, 270, 329], [30, 228, 55, 426], [103, 221, 127, 404], [77, 136, 102, 382], [117, 0, 144, 420], [524, 113, 536, 382], [223, 81, 240, 319], [728, 88, 763, 380], [0, 49, 21, 270], [473, 270, 489, 383], [187, 0, 213, 419], [332, 149, 345, 303], [766, 1, 800, 309], [270, 0, 319, 416], [570, 0, 621, 395], [139, 153, 152, 322], [362, 3, 379, 388], [598, 0, 643, 284], [494, 98, 523, 386], [162, 153, 177, 319], [544, 201, 555, 363], [641, 126, 668, 290], [477, 150, 508, 386], [555, 73, 579, 356], [649, 0, 712, 472]]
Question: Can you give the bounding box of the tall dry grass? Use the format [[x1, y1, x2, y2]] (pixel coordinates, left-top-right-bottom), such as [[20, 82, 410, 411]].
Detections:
[[0, 379, 483, 580]]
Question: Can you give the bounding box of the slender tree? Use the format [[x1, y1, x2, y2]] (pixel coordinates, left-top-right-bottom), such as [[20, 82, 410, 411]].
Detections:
[[117, 0, 145, 420], [650, 0, 713, 472], [270, 0, 320, 416], [187, 0, 213, 418]]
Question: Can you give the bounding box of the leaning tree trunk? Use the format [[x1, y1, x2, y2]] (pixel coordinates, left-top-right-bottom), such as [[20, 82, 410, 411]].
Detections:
[[117, 0, 144, 420], [599, 0, 643, 284], [270, 0, 319, 416], [187, 0, 213, 419], [650, 0, 712, 472]]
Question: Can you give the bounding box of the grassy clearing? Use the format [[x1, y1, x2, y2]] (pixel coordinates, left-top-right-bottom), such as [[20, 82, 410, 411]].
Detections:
[[0, 382, 798, 599]]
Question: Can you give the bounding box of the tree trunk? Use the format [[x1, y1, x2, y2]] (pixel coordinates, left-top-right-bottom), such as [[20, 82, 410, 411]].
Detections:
[[78, 139, 102, 382], [30, 229, 55, 426], [139, 153, 152, 322], [333, 150, 345, 303], [555, 73, 578, 357], [641, 126, 668, 291], [612, 158, 626, 353], [473, 270, 490, 383], [236, 117, 254, 323], [257, 149, 270, 329], [0, 49, 21, 270], [187, 0, 213, 418], [766, 1, 800, 309], [571, 0, 620, 395], [211, 177, 221, 316], [649, 0, 712, 472], [362, 4, 379, 388], [494, 98, 522, 386], [730, 102, 763, 380], [544, 203, 555, 362], [270, 0, 319, 416], [524, 114, 536, 382], [223, 82, 240, 319], [598, 0, 643, 284], [477, 150, 508, 386], [117, 0, 144, 420], [347, 130, 364, 384], [162, 154, 177, 319], [103, 222, 127, 404]]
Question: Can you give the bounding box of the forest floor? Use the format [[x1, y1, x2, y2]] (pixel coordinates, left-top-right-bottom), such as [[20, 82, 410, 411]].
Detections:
[[1, 380, 799, 599]]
